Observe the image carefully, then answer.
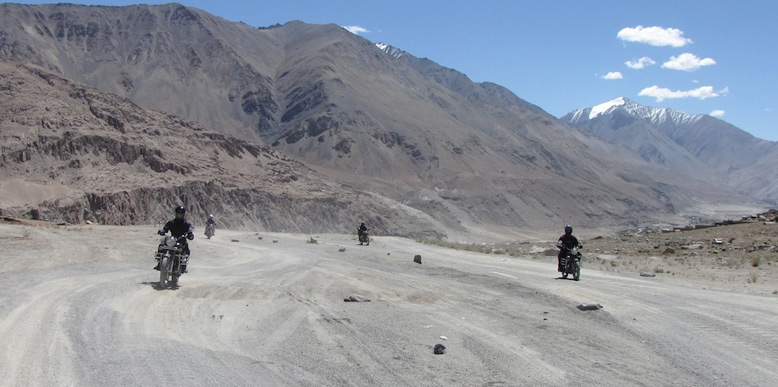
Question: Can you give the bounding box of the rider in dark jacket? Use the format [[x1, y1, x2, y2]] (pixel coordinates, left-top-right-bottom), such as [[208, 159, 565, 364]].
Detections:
[[205, 214, 216, 236], [155, 205, 194, 272], [557, 225, 580, 272], [358, 222, 368, 237]]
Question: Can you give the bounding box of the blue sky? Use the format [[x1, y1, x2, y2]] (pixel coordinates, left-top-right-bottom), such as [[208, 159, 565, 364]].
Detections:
[[20, 1, 778, 141]]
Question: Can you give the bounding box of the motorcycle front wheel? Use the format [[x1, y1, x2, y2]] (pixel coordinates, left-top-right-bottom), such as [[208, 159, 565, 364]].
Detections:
[[159, 254, 170, 288], [573, 262, 581, 281], [171, 255, 180, 287]]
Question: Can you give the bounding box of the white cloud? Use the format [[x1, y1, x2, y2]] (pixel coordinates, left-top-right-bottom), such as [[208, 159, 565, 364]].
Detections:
[[602, 71, 623, 80], [710, 110, 725, 117], [342, 25, 370, 35], [625, 56, 656, 69], [617, 25, 692, 47], [638, 85, 728, 102], [662, 53, 716, 71]]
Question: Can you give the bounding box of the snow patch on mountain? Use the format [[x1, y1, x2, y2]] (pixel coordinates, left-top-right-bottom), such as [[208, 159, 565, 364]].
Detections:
[[375, 42, 405, 59], [565, 97, 704, 127], [590, 97, 627, 119]]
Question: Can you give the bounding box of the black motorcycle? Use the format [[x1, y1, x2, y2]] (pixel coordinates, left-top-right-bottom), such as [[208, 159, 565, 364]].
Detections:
[[205, 223, 215, 239], [559, 245, 582, 281], [358, 228, 370, 246], [155, 234, 189, 288]]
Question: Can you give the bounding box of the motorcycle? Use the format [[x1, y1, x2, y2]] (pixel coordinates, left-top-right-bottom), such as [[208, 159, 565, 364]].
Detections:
[[205, 223, 215, 239], [155, 234, 189, 288], [559, 245, 582, 281], [358, 229, 370, 246]]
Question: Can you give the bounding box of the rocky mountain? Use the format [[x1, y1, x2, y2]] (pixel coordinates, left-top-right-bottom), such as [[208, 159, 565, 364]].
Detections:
[[0, 3, 763, 236], [562, 98, 778, 202], [0, 58, 450, 236]]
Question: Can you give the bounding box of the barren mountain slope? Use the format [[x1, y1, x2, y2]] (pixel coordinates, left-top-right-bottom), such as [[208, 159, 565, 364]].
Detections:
[[562, 99, 778, 202], [0, 3, 761, 233], [0, 58, 448, 236]]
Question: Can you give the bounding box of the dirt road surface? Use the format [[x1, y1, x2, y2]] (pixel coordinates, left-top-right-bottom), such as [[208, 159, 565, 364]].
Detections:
[[1, 224, 777, 386]]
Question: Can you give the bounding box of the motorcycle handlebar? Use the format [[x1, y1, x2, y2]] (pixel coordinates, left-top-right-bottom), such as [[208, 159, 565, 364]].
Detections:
[[157, 232, 189, 241]]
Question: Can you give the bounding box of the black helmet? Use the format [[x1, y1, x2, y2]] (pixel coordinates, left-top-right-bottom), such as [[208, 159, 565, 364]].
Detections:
[[564, 224, 573, 233], [175, 206, 186, 214]]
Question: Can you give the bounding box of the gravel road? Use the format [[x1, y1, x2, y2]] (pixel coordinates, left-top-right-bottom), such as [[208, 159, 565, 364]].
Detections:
[[1, 224, 776, 386]]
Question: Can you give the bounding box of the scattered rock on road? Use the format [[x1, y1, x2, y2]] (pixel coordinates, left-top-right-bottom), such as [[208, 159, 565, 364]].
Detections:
[[640, 271, 656, 277], [433, 344, 446, 354], [339, 247, 346, 252], [577, 303, 603, 311], [231, 239, 239, 242], [414, 254, 422, 264], [343, 294, 371, 302]]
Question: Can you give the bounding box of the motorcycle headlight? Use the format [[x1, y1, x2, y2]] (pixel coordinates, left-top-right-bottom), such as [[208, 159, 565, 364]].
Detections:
[[165, 236, 177, 247]]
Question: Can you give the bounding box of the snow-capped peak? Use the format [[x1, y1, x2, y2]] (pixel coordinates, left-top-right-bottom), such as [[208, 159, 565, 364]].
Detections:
[[564, 97, 704, 127], [375, 42, 405, 59], [589, 97, 627, 119]]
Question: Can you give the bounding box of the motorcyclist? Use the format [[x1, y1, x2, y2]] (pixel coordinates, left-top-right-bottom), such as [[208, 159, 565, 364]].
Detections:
[[205, 214, 216, 236], [556, 224, 580, 272], [357, 222, 368, 238], [154, 205, 195, 273]]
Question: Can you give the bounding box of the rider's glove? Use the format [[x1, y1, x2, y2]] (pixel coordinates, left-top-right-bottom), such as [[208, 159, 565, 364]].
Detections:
[[158, 230, 165, 236], [187, 232, 194, 240]]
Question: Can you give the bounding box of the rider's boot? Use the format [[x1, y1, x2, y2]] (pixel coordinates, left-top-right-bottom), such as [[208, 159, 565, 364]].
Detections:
[[153, 262, 160, 270], [181, 265, 188, 273]]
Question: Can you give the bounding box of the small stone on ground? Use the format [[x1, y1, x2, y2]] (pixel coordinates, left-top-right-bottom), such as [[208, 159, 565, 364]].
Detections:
[[577, 303, 603, 311], [343, 294, 370, 302]]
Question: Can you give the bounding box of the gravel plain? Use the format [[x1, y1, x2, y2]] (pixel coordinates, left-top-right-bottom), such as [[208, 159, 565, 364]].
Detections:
[[1, 222, 777, 386]]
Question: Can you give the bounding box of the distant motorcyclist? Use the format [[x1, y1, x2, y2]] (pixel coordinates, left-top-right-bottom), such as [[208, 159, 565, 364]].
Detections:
[[155, 205, 194, 273], [557, 224, 580, 272], [205, 214, 216, 236], [357, 222, 370, 245]]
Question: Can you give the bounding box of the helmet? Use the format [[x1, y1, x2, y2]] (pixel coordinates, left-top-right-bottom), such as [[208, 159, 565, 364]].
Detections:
[[209, 214, 214, 218], [564, 225, 573, 233], [175, 206, 186, 214]]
